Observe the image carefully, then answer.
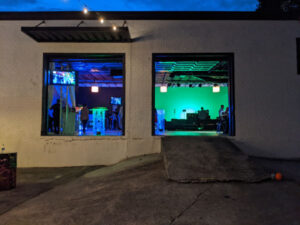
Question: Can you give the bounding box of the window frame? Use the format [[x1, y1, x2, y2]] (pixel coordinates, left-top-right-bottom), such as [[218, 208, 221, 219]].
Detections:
[[151, 53, 235, 136], [41, 53, 126, 136]]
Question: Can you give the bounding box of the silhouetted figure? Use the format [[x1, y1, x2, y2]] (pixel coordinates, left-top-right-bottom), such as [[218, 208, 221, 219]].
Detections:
[[217, 105, 226, 133], [218, 105, 225, 120], [50, 99, 60, 134], [80, 104, 89, 135], [110, 104, 119, 130], [198, 107, 209, 128], [111, 112, 118, 130], [223, 107, 229, 134], [48, 115, 54, 132], [118, 105, 124, 130]]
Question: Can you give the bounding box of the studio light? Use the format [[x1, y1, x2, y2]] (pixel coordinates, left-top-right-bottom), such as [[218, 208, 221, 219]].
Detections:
[[91, 86, 99, 93], [160, 85, 168, 93], [112, 25, 117, 31], [213, 84, 220, 93]]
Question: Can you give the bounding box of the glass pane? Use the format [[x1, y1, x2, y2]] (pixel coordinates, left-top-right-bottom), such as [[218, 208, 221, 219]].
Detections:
[[153, 55, 231, 136], [44, 54, 125, 136]]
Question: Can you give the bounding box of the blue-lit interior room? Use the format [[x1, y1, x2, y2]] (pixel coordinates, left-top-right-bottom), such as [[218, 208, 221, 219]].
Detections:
[[43, 54, 125, 136]]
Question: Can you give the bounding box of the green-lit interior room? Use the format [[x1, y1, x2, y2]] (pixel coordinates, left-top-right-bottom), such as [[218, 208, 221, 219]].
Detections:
[[153, 54, 234, 136]]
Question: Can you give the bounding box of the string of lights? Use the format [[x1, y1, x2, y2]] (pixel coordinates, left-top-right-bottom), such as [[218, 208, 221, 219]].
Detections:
[[77, 0, 125, 31]]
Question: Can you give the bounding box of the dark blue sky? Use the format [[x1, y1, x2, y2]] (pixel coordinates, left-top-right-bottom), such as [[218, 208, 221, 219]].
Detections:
[[0, 0, 258, 11]]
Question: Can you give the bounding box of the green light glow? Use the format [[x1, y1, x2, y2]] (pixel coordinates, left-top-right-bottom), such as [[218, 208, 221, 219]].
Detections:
[[165, 131, 219, 136], [155, 87, 228, 121], [155, 61, 220, 72]]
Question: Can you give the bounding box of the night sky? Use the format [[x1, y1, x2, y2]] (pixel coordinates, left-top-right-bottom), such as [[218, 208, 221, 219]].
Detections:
[[0, 0, 258, 11]]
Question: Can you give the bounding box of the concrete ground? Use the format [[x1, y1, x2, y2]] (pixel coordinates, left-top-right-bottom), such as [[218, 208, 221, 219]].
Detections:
[[162, 137, 269, 183], [0, 154, 300, 225]]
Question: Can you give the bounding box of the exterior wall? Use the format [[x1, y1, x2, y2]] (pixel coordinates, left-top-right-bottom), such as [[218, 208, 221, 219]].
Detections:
[[0, 20, 299, 167]]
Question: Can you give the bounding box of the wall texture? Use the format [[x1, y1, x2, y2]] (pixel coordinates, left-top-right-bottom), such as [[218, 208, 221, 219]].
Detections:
[[0, 20, 300, 167]]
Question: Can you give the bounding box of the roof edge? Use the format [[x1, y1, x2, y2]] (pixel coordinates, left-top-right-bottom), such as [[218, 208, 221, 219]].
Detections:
[[0, 11, 299, 21]]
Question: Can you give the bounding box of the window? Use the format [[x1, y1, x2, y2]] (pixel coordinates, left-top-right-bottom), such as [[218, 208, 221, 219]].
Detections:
[[42, 54, 125, 136], [152, 53, 235, 136]]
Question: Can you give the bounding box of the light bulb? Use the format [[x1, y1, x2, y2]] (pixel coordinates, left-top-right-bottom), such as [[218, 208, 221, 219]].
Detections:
[[91, 86, 99, 93], [213, 85, 220, 93], [99, 17, 104, 24], [160, 85, 167, 93], [112, 25, 117, 31], [83, 7, 88, 14]]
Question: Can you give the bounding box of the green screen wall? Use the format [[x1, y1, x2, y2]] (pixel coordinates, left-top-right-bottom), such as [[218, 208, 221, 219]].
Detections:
[[155, 87, 229, 121]]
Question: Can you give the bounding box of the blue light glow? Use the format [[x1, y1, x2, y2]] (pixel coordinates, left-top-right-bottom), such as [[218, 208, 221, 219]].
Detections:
[[111, 97, 122, 105], [155, 109, 165, 135]]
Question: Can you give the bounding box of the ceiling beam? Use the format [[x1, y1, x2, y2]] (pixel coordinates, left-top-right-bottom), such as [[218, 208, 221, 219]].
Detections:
[[167, 71, 229, 76]]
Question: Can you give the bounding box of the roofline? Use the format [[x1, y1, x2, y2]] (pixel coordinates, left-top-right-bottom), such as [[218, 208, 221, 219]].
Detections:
[[0, 11, 299, 21]]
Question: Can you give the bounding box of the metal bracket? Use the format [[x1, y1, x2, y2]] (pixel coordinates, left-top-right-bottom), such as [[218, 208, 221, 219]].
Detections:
[[35, 20, 45, 27], [76, 20, 84, 27]]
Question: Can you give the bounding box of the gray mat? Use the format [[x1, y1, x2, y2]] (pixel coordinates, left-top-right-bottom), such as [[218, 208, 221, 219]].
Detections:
[[162, 136, 270, 183]]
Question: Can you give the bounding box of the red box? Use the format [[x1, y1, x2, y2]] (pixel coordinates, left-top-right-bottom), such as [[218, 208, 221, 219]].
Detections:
[[0, 153, 17, 190]]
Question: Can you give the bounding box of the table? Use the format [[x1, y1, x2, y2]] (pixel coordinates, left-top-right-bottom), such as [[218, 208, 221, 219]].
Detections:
[[91, 107, 108, 135]]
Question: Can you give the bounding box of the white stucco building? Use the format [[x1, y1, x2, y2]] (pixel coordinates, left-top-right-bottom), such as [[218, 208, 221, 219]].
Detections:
[[0, 12, 299, 167]]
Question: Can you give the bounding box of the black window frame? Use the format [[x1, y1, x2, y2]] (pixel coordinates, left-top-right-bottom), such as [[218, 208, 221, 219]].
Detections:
[[151, 53, 235, 136], [41, 53, 126, 136]]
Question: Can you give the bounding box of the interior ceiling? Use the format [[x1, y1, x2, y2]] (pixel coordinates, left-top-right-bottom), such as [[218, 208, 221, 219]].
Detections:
[[49, 58, 229, 87], [155, 60, 229, 85], [51, 60, 124, 85]]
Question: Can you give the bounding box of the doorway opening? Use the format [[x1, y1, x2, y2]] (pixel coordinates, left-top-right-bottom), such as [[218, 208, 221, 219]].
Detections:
[[152, 53, 235, 136]]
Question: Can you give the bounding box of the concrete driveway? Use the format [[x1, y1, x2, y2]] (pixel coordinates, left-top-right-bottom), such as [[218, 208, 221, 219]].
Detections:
[[0, 154, 299, 225]]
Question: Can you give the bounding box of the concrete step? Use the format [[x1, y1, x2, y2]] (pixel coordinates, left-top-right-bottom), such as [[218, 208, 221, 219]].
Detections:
[[162, 136, 269, 183]]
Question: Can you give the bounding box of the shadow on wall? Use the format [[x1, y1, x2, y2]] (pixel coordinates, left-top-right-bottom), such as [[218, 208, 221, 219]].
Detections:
[[231, 139, 299, 160], [132, 34, 155, 42]]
